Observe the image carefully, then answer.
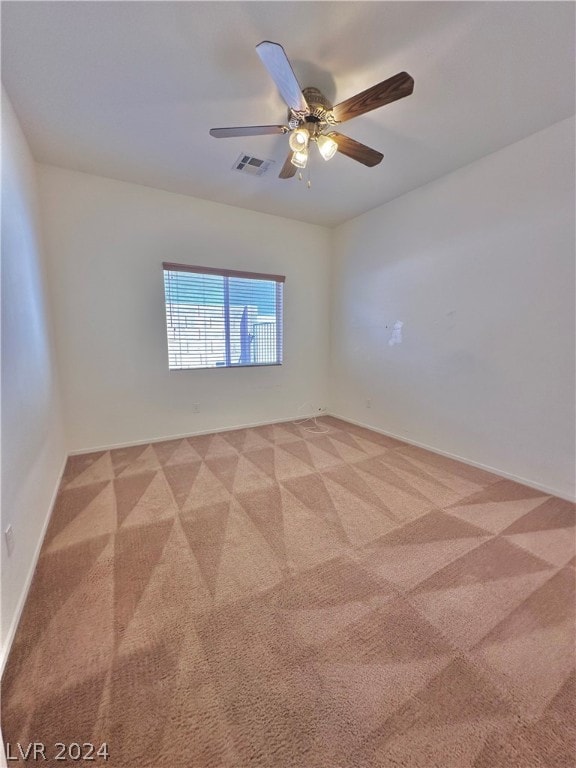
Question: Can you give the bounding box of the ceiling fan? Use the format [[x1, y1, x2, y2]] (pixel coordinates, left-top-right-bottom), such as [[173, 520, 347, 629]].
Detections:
[[210, 41, 414, 179]]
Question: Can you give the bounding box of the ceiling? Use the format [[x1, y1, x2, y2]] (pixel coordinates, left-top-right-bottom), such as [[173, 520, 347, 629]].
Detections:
[[2, 2, 574, 228]]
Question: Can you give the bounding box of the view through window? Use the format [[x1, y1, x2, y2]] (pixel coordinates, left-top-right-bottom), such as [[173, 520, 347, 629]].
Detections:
[[163, 263, 284, 370]]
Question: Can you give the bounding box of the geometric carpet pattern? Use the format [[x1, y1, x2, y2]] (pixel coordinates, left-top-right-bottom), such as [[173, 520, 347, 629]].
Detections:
[[2, 416, 575, 766]]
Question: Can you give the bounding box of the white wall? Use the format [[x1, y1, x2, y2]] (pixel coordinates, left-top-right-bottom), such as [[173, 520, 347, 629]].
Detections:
[[38, 167, 330, 452], [330, 117, 576, 500], [1, 89, 66, 656]]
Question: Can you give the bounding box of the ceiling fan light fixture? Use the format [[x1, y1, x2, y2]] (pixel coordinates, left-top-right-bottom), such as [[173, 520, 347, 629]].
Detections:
[[210, 41, 414, 180], [290, 148, 308, 168], [317, 133, 338, 161], [288, 127, 310, 152]]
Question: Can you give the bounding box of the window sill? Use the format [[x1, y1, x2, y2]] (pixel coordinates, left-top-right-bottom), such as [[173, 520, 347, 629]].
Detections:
[[169, 362, 283, 371]]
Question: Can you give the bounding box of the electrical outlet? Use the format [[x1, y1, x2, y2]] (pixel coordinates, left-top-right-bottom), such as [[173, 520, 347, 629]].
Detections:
[[191, 403, 200, 414], [366, 399, 372, 409], [5, 525, 14, 557]]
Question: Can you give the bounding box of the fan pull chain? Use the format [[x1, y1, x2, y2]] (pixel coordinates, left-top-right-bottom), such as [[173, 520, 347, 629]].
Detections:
[[297, 167, 311, 188]]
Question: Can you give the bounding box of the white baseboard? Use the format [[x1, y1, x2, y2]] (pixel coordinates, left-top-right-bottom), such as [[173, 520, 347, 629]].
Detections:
[[68, 414, 321, 455], [328, 412, 576, 503], [0, 456, 68, 679]]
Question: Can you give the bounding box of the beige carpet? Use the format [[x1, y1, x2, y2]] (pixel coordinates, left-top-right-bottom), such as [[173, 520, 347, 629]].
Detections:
[[2, 416, 575, 767]]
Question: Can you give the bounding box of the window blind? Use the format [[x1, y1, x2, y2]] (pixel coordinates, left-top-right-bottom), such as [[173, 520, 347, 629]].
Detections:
[[162, 263, 284, 370]]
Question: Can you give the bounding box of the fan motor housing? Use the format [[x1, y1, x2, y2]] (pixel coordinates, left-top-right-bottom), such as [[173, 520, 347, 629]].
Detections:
[[289, 87, 334, 128], [302, 87, 332, 112]]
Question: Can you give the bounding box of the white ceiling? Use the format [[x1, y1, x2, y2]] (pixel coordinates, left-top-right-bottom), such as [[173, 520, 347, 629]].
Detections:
[[2, 1, 574, 227]]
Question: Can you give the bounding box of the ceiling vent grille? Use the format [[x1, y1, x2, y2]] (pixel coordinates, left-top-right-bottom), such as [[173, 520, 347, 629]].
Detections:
[[233, 154, 274, 176]]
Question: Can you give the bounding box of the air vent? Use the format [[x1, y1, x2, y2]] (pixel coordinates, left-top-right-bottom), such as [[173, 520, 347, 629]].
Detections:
[[233, 154, 275, 177]]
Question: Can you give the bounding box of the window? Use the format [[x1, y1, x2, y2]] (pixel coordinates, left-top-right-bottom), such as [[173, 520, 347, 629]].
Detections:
[[163, 262, 284, 370]]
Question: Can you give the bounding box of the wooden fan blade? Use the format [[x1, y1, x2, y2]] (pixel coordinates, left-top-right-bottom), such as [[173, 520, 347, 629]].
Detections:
[[210, 125, 287, 138], [329, 132, 383, 167], [279, 152, 297, 179], [331, 72, 414, 123], [256, 41, 309, 114]]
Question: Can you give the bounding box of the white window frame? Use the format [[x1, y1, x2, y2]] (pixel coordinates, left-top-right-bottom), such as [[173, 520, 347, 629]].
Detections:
[[162, 262, 284, 371]]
